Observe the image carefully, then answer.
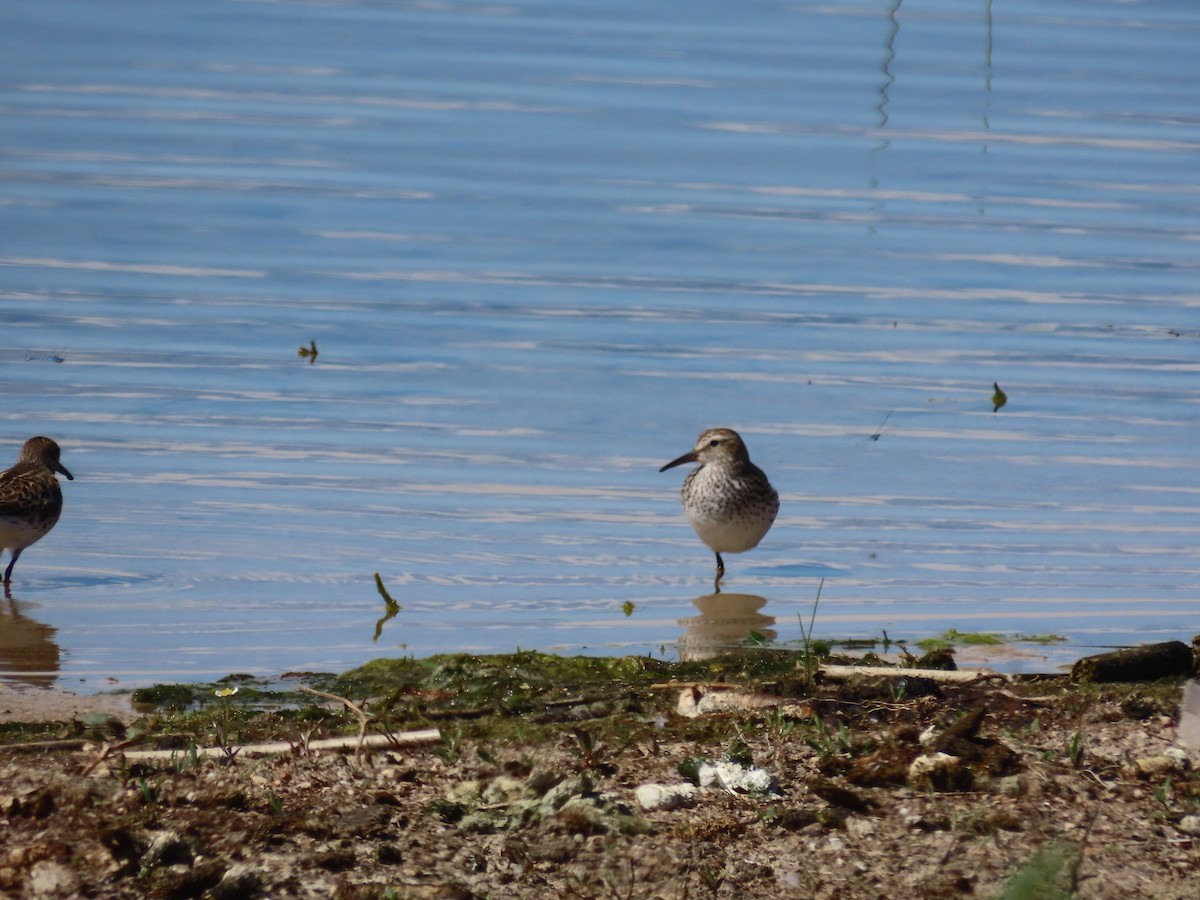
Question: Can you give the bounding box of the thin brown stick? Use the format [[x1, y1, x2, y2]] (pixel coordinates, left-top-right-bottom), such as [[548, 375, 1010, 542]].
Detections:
[[299, 685, 371, 754], [80, 740, 138, 776]]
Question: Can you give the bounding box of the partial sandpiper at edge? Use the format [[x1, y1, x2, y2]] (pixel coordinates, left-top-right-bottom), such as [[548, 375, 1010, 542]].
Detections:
[[0, 436, 73, 586]]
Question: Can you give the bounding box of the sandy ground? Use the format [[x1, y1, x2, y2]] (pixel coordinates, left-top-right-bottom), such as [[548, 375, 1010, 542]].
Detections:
[[0, 684, 135, 724], [2, 657, 1200, 899]]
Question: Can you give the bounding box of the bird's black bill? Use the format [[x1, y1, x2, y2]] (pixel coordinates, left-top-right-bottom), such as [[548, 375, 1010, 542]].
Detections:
[[56, 463, 74, 481], [659, 451, 698, 473]]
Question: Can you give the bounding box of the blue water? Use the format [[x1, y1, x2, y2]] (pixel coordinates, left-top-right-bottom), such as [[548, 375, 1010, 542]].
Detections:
[[1, 0, 1198, 690]]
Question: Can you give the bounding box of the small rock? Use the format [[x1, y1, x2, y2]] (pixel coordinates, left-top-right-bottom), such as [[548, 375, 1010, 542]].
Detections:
[[445, 780, 483, 805], [140, 830, 194, 869], [539, 774, 593, 813], [908, 752, 967, 792], [26, 861, 80, 897], [1177, 815, 1200, 836], [846, 817, 877, 838], [1164, 747, 1191, 767], [525, 769, 563, 796], [635, 783, 698, 811], [1126, 753, 1189, 779], [481, 776, 527, 805], [158, 860, 225, 899], [209, 863, 263, 900]]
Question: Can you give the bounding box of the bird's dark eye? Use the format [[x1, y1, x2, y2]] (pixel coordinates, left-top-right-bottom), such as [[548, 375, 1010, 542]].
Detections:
[[708, 439, 720, 447]]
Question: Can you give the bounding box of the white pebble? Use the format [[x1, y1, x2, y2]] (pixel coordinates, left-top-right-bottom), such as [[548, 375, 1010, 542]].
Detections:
[[635, 783, 698, 811]]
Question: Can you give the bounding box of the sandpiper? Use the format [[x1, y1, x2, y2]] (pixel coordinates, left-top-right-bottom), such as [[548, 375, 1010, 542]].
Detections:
[[0, 437, 73, 585], [660, 428, 778, 590]]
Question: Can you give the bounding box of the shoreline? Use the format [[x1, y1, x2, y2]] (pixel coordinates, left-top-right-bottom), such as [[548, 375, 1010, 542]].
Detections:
[[0, 682, 136, 724]]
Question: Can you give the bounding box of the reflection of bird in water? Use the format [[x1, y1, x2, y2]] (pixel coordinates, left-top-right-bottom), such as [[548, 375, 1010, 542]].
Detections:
[[0, 597, 60, 688], [677, 592, 775, 661], [0, 436, 74, 587], [660, 428, 779, 592]]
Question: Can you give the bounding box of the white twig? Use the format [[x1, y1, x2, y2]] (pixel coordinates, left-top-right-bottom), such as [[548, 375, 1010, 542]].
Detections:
[[819, 664, 1009, 684], [111, 729, 441, 762]]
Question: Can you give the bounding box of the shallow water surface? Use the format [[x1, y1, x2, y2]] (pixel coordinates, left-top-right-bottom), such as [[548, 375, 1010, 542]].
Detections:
[[1, 0, 1198, 690]]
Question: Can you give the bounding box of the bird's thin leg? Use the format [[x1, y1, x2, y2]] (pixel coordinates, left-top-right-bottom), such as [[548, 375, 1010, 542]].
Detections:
[[3, 550, 18, 584], [714, 551, 725, 593]]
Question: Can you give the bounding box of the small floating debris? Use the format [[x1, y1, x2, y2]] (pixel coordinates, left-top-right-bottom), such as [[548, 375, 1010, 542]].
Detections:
[[25, 355, 64, 363], [298, 339, 318, 363], [992, 381, 1007, 412], [868, 411, 892, 442]]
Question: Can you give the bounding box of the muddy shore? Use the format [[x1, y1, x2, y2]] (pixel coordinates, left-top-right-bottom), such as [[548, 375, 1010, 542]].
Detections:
[[2, 650, 1198, 898]]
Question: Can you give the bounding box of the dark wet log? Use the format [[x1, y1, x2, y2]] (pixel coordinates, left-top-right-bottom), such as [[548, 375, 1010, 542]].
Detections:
[[1070, 641, 1194, 683]]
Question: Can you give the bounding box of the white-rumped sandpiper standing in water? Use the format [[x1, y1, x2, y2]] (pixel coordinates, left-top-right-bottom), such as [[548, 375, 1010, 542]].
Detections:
[[0, 437, 73, 587], [660, 428, 778, 591]]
